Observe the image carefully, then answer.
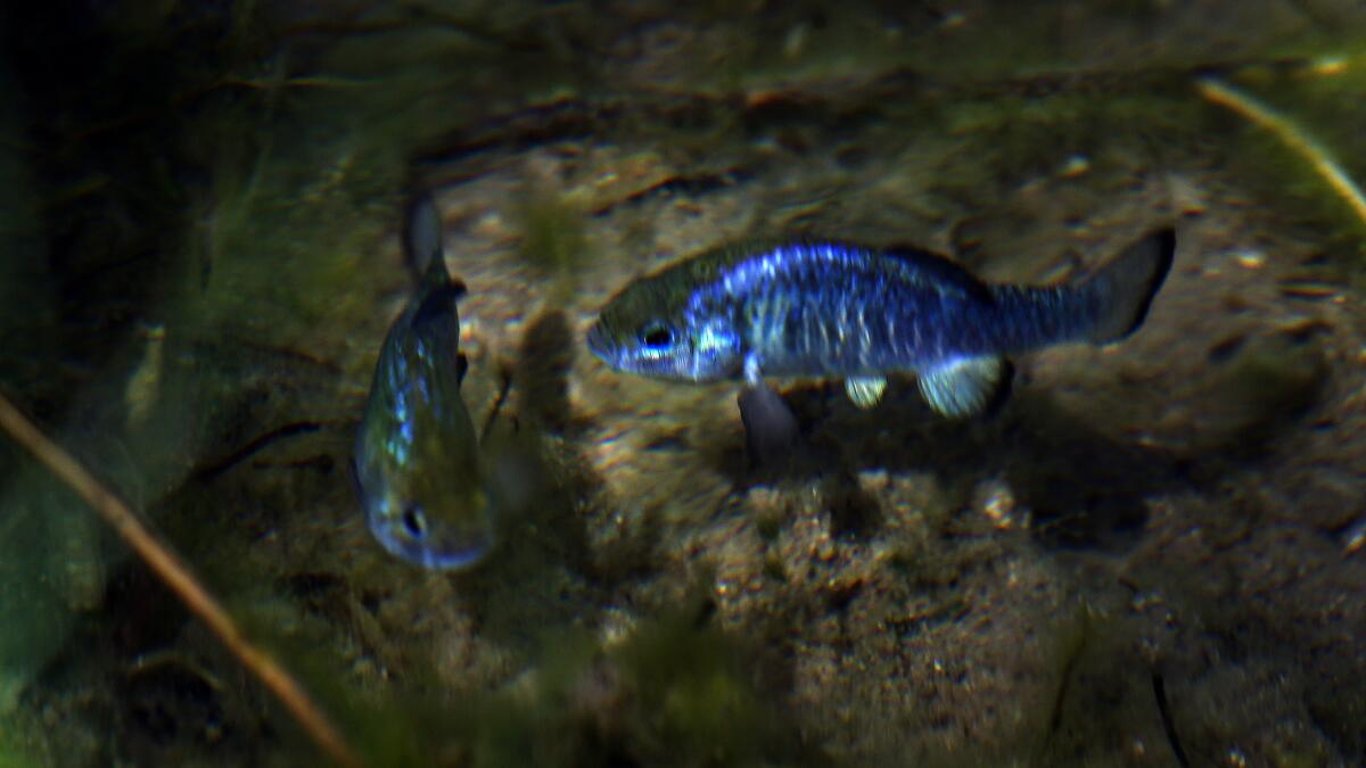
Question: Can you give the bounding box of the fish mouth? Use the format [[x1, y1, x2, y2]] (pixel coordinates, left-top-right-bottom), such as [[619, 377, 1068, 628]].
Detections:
[[367, 511, 494, 571], [585, 321, 612, 361], [585, 319, 687, 379]]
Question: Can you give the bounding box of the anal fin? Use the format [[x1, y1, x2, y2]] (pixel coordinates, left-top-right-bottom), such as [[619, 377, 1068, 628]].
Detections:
[[845, 376, 888, 410], [917, 357, 1010, 418]]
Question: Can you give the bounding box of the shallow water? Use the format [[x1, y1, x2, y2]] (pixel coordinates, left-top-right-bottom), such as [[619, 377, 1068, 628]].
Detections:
[[1, 2, 1364, 766]]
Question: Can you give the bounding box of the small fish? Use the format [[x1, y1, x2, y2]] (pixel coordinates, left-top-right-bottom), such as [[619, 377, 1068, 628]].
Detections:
[[588, 230, 1175, 416], [353, 194, 494, 569]]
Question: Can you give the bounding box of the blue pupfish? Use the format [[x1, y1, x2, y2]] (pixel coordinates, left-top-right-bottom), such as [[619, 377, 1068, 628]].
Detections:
[[353, 194, 495, 570], [587, 230, 1175, 416]]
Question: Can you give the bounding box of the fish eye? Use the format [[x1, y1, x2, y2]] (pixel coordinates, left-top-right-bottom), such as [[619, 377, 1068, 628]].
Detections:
[[640, 322, 674, 349], [401, 503, 427, 539]]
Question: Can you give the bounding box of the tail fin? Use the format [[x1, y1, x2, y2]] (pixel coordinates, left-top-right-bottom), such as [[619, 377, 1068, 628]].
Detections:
[[1083, 228, 1175, 343], [404, 191, 445, 278], [407, 190, 463, 315]]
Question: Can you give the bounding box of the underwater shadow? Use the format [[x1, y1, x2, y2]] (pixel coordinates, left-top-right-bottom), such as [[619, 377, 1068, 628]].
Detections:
[[713, 324, 1335, 553], [714, 380, 1206, 553], [513, 308, 579, 437], [455, 308, 662, 650]]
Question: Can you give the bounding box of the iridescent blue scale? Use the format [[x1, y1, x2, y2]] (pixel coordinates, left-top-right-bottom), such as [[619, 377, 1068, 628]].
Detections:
[[588, 230, 1174, 419], [353, 196, 495, 570]]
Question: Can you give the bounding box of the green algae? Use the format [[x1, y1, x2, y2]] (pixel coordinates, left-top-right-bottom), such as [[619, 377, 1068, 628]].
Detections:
[[206, 596, 816, 767], [0, 714, 46, 768], [514, 186, 591, 297], [609, 613, 795, 766], [1027, 602, 1171, 766]]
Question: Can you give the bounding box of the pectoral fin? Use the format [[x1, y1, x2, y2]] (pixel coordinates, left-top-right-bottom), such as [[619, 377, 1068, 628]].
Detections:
[[743, 353, 764, 386], [738, 383, 799, 466], [845, 376, 888, 410], [917, 357, 1010, 418]]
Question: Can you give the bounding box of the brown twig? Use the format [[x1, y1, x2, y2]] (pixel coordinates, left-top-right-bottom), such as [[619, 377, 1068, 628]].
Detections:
[[1197, 76, 1366, 227], [0, 392, 363, 768]]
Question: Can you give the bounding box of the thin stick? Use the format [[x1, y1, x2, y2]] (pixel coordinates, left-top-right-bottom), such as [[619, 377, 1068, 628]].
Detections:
[[0, 393, 363, 768], [1197, 76, 1366, 226]]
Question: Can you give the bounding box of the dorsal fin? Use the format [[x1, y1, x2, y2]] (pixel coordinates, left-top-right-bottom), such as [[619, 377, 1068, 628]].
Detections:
[[771, 237, 992, 301], [404, 192, 445, 277], [881, 245, 993, 302]]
